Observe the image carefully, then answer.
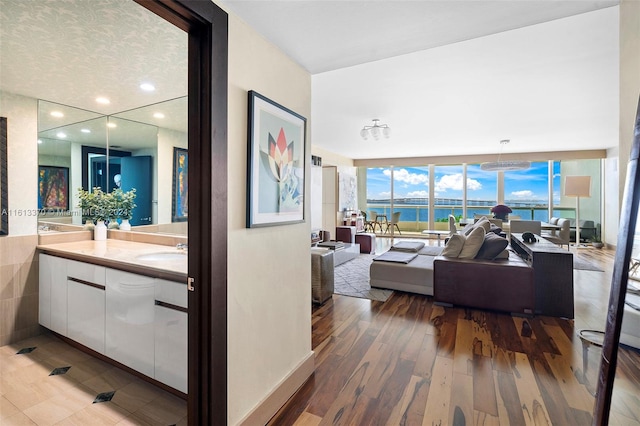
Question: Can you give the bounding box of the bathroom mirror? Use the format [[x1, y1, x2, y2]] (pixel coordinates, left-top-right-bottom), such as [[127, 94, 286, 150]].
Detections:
[[37, 97, 187, 234], [1, 117, 7, 236]]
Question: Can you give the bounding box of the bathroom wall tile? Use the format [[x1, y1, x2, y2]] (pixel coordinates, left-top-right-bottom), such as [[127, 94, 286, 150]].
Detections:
[[0, 299, 16, 338], [15, 260, 38, 297], [0, 264, 16, 300], [15, 294, 39, 332]]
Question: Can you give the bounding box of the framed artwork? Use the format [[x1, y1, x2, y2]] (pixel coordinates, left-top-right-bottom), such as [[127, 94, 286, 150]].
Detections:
[[172, 147, 188, 222], [1, 117, 7, 235], [247, 90, 306, 228], [38, 165, 69, 211]]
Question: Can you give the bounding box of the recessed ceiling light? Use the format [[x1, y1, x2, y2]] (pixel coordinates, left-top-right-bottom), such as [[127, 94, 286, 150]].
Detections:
[[81, 128, 91, 133], [50, 111, 64, 118], [153, 112, 165, 119], [107, 122, 117, 128], [140, 83, 156, 92], [96, 97, 110, 104], [37, 139, 42, 144], [56, 132, 67, 138]]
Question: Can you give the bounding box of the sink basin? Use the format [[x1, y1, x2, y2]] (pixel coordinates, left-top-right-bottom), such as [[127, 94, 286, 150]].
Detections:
[[136, 252, 187, 262]]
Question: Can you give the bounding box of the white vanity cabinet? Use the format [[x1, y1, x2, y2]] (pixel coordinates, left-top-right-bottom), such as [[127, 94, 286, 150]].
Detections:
[[38, 251, 187, 393], [105, 269, 156, 377], [38, 254, 68, 334], [154, 278, 188, 393], [66, 260, 107, 354]]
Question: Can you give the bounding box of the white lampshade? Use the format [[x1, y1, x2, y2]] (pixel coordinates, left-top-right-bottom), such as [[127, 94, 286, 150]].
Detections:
[[564, 176, 591, 197], [360, 128, 369, 140], [370, 126, 380, 140]]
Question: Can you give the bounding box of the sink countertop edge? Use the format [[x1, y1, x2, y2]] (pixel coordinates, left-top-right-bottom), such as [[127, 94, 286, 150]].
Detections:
[[37, 240, 188, 283]]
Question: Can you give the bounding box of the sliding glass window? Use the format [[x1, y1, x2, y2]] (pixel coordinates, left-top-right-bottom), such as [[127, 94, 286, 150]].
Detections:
[[504, 161, 551, 221], [466, 164, 497, 218], [391, 166, 429, 232], [433, 165, 463, 224]]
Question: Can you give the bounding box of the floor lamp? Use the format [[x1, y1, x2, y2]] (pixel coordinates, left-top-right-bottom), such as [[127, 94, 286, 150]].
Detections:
[[564, 175, 591, 248]]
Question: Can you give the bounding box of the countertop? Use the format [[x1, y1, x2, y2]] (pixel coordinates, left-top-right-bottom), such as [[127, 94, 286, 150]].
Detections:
[[37, 239, 188, 283]]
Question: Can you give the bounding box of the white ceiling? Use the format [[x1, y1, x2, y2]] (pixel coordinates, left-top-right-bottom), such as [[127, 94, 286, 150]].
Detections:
[[1, 0, 621, 160], [222, 0, 620, 160]]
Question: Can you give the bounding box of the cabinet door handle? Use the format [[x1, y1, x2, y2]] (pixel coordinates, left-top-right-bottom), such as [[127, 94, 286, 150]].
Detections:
[[68, 276, 105, 290], [187, 277, 195, 292]]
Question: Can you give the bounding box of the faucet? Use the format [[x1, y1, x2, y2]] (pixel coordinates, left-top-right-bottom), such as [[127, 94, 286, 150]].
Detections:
[[176, 243, 188, 251]]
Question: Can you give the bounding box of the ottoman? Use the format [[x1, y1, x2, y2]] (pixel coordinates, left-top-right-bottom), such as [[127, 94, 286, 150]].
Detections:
[[311, 248, 334, 305], [336, 226, 356, 244], [355, 233, 376, 254]]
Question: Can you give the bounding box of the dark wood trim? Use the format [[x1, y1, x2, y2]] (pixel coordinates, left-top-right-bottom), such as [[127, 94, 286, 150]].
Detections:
[[67, 276, 105, 291], [81, 145, 131, 191], [51, 330, 187, 400], [155, 299, 188, 313], [0, 117, 7, 236], [593, 96, 640, 424], [133, 1, 228, 425]]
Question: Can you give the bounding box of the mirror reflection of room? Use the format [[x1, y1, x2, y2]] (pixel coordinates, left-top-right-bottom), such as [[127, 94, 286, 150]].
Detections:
[[37, 97, 188, 235]]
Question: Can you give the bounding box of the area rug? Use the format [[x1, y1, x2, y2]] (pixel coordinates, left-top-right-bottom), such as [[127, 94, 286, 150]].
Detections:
[[573, 257, 604, 272], [334, 254, 393, 302]]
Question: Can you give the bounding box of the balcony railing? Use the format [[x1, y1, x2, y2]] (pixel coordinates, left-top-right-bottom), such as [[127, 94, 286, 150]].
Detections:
[[366, 203, 577, 232]]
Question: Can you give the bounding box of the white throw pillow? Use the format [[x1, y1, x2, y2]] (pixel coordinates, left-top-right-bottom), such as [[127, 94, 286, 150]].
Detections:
[[458, 226, 486, 259], [442, 233, 465, 257], [475, 217, 491, 233]]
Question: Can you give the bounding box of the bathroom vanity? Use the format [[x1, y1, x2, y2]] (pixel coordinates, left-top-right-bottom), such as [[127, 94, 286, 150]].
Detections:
[[38, 240, 188, 394]]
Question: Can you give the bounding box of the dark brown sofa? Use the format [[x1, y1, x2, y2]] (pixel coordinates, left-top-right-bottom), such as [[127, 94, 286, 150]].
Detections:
[[433, 252, 534, 316]]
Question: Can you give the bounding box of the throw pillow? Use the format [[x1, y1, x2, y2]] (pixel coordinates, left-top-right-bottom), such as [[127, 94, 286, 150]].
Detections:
[[458, 226, 486, 259], [462, 222, 476, 236], [489, 223, 503, 235], [475, 233, 509, 260], [475, 217, 491, 233], [494, 249, 510, 259], [442, 233, 465, 258]]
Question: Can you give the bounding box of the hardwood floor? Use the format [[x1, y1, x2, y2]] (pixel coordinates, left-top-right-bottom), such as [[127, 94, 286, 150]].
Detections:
[[270, 240, 640, 425]]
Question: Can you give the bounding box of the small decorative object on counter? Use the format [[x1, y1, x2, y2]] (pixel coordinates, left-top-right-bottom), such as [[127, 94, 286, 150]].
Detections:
[[110, 188, 137, 231], [94, 220, 107, 241], [491, 204, 512, 221]]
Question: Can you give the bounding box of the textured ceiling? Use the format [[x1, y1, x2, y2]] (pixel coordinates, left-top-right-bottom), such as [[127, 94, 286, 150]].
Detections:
[[0, 0, 187, 116]]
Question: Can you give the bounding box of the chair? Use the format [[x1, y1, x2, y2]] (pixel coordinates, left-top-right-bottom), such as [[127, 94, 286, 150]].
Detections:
[[448, 214, 458, 235], [543, 218, 570, 249], [362, 211, 373, 232], [509, 215, 521, 221], [369, 211, 382, 233], [509, 220, 541, 235], [388, 211, 401, 234]]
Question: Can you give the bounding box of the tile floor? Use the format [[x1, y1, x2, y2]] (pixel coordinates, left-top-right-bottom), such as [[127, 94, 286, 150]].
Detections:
[[0, 333, 187, 425]]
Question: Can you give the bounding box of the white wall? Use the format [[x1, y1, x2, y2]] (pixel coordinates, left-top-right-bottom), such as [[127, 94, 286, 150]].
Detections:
[[0, 91, 38, 236], [226, 11, 313, 425], [604, 148, 619, 246]]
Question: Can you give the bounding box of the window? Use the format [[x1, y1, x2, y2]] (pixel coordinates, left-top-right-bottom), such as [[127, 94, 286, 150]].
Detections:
[[504, 161, 550, 220]]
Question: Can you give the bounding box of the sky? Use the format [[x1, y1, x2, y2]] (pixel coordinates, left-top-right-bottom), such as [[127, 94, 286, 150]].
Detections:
[[366, 161, 561, 204]]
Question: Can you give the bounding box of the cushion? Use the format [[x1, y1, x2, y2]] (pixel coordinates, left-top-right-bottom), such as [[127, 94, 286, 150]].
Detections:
[[475, 217, 491, 233], [549, 217, 559, 225], [494, 249, 510, 259], [488, 223, 503, 235], [391, 241, 425, 252], [475, 233, 509, 260], [442, 233, 465, 258], [458, 226, 486, 259], [462, 222, 476, 236], [373, 251, 418, 263]]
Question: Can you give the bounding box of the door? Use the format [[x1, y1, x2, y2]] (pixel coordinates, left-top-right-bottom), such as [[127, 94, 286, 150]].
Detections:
[[120, 156, 152, 225]]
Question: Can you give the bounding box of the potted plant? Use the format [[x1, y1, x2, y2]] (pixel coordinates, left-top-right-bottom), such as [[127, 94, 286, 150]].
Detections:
[[110, 188, 137, 230], [77, 187, 109, 239], [491, 204, 512, 221]]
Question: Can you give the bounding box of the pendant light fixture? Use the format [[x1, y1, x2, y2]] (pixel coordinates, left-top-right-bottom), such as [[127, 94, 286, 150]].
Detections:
[[360, 119, 391, 140], [480, 139, 530, 171]]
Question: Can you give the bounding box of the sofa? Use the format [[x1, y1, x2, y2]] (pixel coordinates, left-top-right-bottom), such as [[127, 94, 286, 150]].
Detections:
[[569, 219, 596, 242], [369, 217, 535, 315]]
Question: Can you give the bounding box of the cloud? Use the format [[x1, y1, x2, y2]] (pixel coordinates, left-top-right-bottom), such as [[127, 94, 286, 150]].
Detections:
[[407, 190, 429, 198], [384, 168, 429, 185], [434, 173, 482, 193], [511, 190, 535, 198]]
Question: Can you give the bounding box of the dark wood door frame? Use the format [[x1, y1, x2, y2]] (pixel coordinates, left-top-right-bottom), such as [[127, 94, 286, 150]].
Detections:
[[134, 1, 228, 424]]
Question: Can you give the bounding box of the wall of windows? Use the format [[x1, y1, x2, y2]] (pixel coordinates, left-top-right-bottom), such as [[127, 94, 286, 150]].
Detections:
[[363, 159, 601, 235]]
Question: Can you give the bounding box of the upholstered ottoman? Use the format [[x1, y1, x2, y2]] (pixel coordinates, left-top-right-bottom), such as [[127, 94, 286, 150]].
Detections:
[[355, 233, 376, 254], [311, 248, 334, 305], [336, 226, 356, 244]]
